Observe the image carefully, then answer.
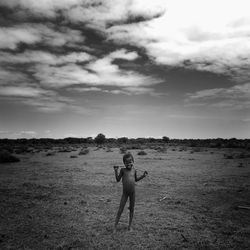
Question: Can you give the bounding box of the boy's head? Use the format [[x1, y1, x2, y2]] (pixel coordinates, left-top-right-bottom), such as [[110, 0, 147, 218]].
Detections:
[[123, 152, 134, 169]]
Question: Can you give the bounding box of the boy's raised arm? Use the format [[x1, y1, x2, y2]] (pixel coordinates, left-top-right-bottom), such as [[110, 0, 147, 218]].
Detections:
[[113, 166, 123, 182], [135, 170, 148, 182]]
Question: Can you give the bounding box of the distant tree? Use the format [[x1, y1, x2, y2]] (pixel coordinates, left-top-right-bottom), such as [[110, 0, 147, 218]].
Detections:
[[148, 137, 156, 143], [162, 136, 170, 143], [135, 138, 147, 144], [106, 138, 116, 144], [86, 137, 94, 144], [94, 133, 106, 144], [117, 137, 129, 144]]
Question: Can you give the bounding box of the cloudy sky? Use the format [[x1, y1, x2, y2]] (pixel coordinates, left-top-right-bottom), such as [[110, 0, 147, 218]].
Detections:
[[0, 0, 249, 139]]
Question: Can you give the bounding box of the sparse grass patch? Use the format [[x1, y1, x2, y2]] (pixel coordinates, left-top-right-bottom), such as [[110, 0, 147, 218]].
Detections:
[[1, 145, 250, 249], [14, 146, 29, 154], [236, 153, 250, 159], [193, 147, 202, 152], [46, 151, 56, 156], [224, 152, 250, 160], [1, 145, 14, 154]]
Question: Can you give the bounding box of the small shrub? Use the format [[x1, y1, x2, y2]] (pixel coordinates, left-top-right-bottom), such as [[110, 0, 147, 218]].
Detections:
[[0, 150, 20, 163], [237, 163, 244, 168], [70, 155, 78, 158], [137, 150, 147, 156], [59, 148, 72, 153], [180, 146, 187, 151], [79, 149, 89, 155], [224, 154, 234, 159], [126, 144, 141, 150], [120, 147, 127, 154], [156, 147, 167, 153]]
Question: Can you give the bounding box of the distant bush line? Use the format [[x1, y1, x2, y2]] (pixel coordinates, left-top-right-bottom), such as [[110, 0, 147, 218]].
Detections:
[[0, 136, 249, 149]]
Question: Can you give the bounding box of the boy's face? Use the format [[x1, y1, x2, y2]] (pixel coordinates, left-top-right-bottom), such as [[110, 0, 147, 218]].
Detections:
[[124, 156, 134, 169]]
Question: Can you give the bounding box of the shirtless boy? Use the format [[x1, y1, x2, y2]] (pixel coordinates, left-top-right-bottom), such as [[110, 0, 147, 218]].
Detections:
[[113, 152, 148, 231]]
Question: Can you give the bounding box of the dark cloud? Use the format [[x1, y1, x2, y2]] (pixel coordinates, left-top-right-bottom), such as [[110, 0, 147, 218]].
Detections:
[[106, 10, 165, 28]]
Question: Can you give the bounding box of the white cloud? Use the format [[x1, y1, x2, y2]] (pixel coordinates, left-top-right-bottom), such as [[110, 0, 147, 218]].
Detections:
[[0, 0, 165, 27], [0, 69, 31, 86], [0, 0, 82, 18], [0, 26, 40, 49], [107, 0, 250, 81], [63, 133, 82, 138], [0, 84, 88, 113], [7, 130, 37, 139], [34, 51, 160, 88], [0, 131, 9, 134], [20, 131, 37, 136], [0, 47, 156, 92], [109, 49, 139, 60], [2, 0, 250, 82], [186, 83, 250, 110], [0, 51, 92, 65], [68, 87, 102, 92], [68, 85, 163, 96], [0, 86, 55, 97], [0, 48, 161, 97], [0, 24, 84, 49], [188, 83, 250, 100], [122, 86, 163, 96]]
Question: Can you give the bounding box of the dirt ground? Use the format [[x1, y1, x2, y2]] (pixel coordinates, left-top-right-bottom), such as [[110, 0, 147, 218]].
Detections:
[[0, 146, 250, 249]]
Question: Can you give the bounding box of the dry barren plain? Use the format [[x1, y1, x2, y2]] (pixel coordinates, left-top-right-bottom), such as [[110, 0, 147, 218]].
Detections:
[[0, 146, 250, 249]]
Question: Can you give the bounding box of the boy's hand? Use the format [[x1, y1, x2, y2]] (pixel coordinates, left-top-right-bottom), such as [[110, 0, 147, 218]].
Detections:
[[144, 171, 148, 177], [113, 166, 119, 170]]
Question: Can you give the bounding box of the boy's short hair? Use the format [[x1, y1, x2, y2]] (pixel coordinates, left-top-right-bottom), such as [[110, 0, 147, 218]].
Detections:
[[123, 152, 134, 164]]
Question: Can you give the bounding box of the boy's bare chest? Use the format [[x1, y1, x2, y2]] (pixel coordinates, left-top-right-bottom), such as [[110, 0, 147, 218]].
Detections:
[[123, 169, 135, 180]]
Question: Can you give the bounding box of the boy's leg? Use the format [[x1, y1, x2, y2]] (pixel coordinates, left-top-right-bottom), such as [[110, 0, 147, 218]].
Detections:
[[114, 193, 128, 230], [128, 192, 135, 231]]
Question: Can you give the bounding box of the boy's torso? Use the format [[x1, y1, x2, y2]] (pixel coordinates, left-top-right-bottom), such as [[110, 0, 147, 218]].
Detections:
[[122, 168, 136, 194]]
